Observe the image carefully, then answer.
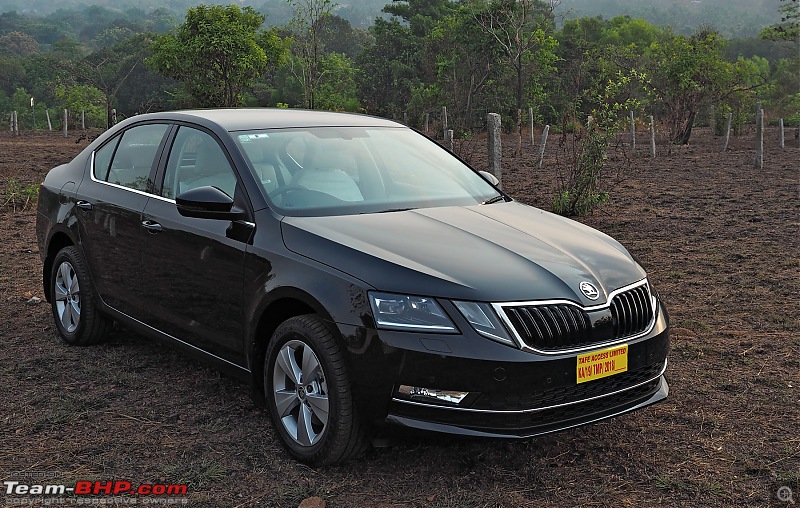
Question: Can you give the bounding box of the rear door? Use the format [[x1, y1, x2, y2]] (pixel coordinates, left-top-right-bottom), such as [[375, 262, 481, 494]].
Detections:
[[139, 125, 254, 364], [75, 123, 171, 317]]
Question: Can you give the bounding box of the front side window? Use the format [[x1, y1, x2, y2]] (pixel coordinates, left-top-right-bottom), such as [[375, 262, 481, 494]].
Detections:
[[93, 123, 169, 192], [162, 127, 238, 200], [235, 127, 500, 216]]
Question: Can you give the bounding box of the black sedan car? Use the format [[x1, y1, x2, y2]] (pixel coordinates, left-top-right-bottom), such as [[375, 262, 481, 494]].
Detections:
[[36, 109, 669, 466]]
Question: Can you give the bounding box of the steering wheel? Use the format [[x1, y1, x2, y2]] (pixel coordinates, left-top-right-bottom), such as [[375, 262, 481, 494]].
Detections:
[[268, 184, 308, 200]]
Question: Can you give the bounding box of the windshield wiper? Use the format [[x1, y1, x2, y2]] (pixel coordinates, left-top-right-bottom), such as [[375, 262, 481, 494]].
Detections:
[[480, 195, 506, 205], [368, 207, 416, 214]]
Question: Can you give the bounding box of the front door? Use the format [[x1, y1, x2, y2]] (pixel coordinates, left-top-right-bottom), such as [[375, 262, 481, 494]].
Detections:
[[139, 125, 253, 365]]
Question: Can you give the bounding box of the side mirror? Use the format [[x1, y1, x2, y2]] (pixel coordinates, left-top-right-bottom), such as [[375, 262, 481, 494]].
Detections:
[[479, 171, 500, 186], [176, 186, 246, 220]]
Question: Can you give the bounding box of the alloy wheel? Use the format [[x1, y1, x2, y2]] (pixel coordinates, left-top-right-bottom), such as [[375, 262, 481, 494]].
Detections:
[[54, 260, 80, 333], [271, 339, 330, 446]]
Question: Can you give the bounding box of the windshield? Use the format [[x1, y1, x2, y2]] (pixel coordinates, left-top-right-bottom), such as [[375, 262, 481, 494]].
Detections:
[[234, 126, 501, 216]]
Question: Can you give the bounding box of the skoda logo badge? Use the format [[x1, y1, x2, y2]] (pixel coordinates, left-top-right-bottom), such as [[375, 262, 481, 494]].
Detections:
[[579, 281, 600, 300]]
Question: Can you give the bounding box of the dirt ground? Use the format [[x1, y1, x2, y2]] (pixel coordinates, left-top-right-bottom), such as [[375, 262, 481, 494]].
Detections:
[[0, 125, 798, 508]]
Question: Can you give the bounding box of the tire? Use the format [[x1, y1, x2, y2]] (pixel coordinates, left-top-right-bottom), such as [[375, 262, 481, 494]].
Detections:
[[264, 314, 367, 466], [50, 246, 112, 346]]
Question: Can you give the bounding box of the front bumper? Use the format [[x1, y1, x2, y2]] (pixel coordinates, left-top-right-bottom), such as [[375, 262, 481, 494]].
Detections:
[[387, 365, 668, 438], [341, 300, 670, 437]]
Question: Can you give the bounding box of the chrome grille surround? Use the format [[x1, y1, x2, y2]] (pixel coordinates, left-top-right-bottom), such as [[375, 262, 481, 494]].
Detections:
[[493, 279, 657, 355]]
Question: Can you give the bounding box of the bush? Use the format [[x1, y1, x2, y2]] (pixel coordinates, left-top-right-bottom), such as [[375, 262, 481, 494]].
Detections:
[[2, 178, 39, 211]]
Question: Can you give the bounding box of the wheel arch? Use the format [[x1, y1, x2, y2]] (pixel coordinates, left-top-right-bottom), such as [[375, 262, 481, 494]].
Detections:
[[248, 289, 340, 407], [43, 230, 77, 303]]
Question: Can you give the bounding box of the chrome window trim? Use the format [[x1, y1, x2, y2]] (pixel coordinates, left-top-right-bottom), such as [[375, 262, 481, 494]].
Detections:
[[90, 151, 257, 216], [391, 359, 667, 414], [90, 151, 164, 197], [492, 278, 657, 355]]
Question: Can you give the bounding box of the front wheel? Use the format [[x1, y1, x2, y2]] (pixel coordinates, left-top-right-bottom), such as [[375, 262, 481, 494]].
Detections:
[[264, 315, 366, 466], [50, 246, 112, 345]]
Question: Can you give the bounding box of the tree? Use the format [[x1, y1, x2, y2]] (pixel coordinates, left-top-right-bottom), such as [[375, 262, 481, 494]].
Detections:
[[356, 18, 422, 118], [147, 5, 289, 108], [0, 31, 40, 57], [645, 29, 765, 144], [287, 0, 336, 109], [471, 0, 559, 154], [54, 83, 106, 128], [73, 34, 151, 127], [316, 52, 359, 111], [761, 0, 800, 42]]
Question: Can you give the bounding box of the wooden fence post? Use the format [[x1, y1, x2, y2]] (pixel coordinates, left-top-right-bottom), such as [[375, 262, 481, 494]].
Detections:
[[442, 106, 448, 138], [424, 113, 429, 134], [13, 111, 19, 135], [81, 110, 85, 130], [529, 106, 535, 148], [755, 108, 764, 169], [536, 125, 550, 170], [649, 115, 656, 158], [403, 111, 408, 126], [63, 109, 68, 138], [112, 109, 117, 126], [8, 112, 12, 132], [445, 129, 454, 152], [46, 110, 52, 131], [630, 110, 635, 149], [487, 113, 501, 186], [722, 112, 732, 152], [779, 118, 784, 148]]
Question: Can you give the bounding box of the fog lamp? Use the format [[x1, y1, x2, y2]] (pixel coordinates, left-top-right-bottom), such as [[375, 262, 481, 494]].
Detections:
[[397, 385, 469, 405]]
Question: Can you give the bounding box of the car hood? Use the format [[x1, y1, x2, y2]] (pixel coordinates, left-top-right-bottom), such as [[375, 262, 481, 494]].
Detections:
[[280, 202, 646, 304]]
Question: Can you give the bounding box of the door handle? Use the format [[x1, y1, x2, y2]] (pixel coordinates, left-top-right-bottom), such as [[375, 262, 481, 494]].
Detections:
[[141, 220, 163, 233], [76, 200, 93, 211]]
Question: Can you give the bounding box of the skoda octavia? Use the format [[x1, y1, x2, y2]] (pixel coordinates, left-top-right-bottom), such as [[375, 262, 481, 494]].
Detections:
[[36, 109, 669, 466]]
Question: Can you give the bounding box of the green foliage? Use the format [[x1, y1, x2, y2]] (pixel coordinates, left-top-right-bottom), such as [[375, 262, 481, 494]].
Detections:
[[147, 4, 289, 107], [553, 70, 644, 217], [760, 0, 800, 41], [645, 28, 765, 144], [287, 0, 336, 109], [559, 0, 783, 39], [54, 83, 106, 127], [2, 177, 39, 212], [356, 18, 421, 118], [0, 31, 39, 57], [316, 52, 360, 112]]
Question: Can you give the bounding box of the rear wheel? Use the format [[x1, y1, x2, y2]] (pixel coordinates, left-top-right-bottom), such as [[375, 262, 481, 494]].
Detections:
[[50, 246, 112, 346], [264, 314, 366, 466]]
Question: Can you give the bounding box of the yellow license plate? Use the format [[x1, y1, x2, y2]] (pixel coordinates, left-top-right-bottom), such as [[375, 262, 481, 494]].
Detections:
[[576, 344, 628, 384]]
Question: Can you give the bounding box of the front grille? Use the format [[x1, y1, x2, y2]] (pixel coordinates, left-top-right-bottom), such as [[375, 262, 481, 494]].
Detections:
[[610, 283, 654, 338], [504, 304, 592, 350], [501, 282, 655, 352]]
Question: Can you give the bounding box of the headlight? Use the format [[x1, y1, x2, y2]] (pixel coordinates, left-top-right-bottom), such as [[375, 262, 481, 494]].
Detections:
[[453, 301, 515, 346], [369, 292, 457, 333]]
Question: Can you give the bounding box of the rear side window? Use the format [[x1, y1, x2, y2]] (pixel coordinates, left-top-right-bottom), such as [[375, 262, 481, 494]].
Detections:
[[93, 123, 169, 192], [93, 137, 119, 181]]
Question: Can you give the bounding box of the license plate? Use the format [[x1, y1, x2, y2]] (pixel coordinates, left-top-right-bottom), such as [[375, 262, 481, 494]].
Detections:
[[576, 344, 628, 384]]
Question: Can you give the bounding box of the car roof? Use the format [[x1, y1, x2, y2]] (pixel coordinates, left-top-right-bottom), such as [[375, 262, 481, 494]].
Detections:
[[128, 108, 403, 131]]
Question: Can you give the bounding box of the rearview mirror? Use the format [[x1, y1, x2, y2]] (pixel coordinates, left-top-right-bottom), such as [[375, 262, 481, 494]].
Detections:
[[479, 171, 500, 186], [176, 186, 246, 220]]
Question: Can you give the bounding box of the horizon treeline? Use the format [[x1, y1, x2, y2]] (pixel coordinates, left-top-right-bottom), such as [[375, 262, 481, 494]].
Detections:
[[0, 0, 797, 142]]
